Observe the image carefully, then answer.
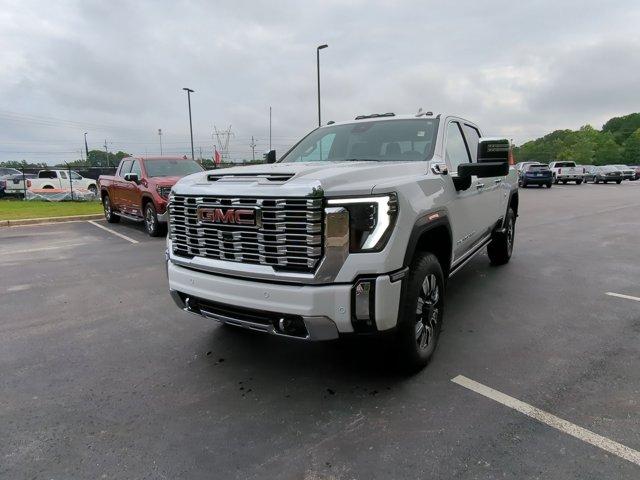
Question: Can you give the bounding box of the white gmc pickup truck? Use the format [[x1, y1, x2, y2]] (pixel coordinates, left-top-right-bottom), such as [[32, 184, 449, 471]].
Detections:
[[166, 112, 519, 370]]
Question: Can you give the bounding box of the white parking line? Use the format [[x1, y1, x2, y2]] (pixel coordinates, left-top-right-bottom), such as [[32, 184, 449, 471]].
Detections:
[[0, 242, 88, 256], [451, 375, 640, 467], [606, 292, 640, 303], [88, 220, 139, 244]]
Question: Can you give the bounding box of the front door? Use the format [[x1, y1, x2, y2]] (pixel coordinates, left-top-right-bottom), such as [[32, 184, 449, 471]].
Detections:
[[442, 120, 489, 263]]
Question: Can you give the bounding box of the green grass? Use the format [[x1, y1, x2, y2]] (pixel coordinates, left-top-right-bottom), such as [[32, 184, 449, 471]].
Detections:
[[0, 199, 103, 221]]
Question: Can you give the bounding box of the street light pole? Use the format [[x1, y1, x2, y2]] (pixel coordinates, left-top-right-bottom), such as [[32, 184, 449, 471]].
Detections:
[[316, 44, 328, 127], [183, 88, 195, 161], [158, 128, 163, 156]]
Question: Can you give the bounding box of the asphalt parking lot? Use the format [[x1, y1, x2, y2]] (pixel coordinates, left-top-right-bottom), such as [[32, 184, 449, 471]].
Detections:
[[1, 181, 639, 479]]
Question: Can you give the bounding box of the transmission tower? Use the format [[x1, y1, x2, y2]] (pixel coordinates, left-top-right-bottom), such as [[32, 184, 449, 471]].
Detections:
[[213, 125, 234, 162], [250, 136, 257, 162]]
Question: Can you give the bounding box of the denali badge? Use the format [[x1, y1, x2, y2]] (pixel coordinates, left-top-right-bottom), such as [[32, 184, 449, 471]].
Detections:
[[197, 206, 260, 227]]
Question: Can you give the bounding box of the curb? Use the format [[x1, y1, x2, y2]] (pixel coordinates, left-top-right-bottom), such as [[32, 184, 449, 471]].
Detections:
[[0, 214, 104, 228]]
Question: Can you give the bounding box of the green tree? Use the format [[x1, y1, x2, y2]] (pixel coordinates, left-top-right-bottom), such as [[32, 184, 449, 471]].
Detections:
[[622, 128, 640, 164], [602, 113, 640, 144], [593, 132, 622, 165]]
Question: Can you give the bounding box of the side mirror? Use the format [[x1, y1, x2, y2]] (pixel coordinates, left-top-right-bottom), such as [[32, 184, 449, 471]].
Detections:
[[124, 172, 140, 184], [458, 162, 509, 179], [477, 137, 510, 164], [264, 150, 277, 164]]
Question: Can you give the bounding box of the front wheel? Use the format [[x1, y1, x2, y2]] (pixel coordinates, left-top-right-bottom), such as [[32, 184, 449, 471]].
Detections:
[[394, 252, 444, 372], [144, 203, 166, 237], [488, 207, 515, 266], [576, 180, 583, 185], [88, 184, 98, 196]]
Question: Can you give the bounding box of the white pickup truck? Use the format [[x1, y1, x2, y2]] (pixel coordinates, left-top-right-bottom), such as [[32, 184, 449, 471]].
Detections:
[[166, 111, 519, 371], [549, 161, 584, 185], [7, 169, 98, 195]]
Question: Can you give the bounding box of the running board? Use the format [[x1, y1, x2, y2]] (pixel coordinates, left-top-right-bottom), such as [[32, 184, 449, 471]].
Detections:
[[449, 235, 492, 277], [117, 212, 144, 223]]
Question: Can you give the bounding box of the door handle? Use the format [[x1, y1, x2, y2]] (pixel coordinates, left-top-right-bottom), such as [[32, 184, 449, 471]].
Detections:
[[476, 183, 485, 189], [494, 178, 502, 184]]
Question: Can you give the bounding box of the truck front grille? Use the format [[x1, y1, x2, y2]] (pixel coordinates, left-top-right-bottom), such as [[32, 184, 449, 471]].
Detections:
[[169, 195, 323, 272]]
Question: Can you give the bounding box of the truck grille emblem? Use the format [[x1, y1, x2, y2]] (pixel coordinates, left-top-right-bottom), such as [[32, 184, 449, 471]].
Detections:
[[197, 206, 260, 227]]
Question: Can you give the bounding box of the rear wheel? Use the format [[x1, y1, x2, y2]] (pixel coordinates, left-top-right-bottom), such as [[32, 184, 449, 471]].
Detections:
[[562, 180, 567, 184], [546, 183, 552, 188], [103, 195, 120, 223], [395, 252, 444, 372], [576, 180, 583, 185], [88, 184, 98, 195], [616, 180, 622, 184], [488, 207, 515, 266]]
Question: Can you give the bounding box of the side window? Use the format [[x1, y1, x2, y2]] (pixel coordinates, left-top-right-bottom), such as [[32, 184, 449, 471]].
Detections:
[[130, 160, 142, 177], [59, 171, 68, 179], [70, 171, 82, 180], [119, 160, 132, 177], [462, 124, 481, 162], [445, 122, 470, 172]]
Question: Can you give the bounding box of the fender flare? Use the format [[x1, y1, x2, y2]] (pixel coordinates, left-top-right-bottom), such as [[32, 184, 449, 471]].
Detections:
[[403, 210, 453, 270]]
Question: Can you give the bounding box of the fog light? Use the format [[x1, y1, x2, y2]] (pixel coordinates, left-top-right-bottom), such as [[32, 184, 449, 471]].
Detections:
[[352, 279, 376, 333]]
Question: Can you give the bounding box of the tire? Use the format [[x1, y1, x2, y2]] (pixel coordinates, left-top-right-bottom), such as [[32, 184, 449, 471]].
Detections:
[[88, 184, 98, 195], [103, 195, 120, 223], [394, 252, 445, 372], [595, 179, 600, 184], [604, 181, 608, 184], [616, 180, 622, 184], [546, 183, 552, 188], [521, 182, 527, 188], [488, 207, 515, 266], [562, 180, 567, 184], [144, 203, 166, 237], [576, 180, 583, 185]]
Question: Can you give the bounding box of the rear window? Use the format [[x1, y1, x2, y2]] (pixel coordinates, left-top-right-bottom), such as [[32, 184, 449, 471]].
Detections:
[[526, 164, 549, 172], [38, 171, 57, 179], [554, 162, 576, 168]]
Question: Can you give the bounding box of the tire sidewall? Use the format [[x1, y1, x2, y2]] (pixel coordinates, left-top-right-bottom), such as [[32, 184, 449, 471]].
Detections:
[[145, 203, 158, 236], [396, 253, 445, 369]]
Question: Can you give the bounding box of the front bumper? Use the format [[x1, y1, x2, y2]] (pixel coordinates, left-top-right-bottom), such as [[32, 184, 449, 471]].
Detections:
[[167, 262, 403, 340]]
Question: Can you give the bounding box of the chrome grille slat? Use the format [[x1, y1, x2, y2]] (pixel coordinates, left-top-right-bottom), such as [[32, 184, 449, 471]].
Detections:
[[169, 195, 324, 271]]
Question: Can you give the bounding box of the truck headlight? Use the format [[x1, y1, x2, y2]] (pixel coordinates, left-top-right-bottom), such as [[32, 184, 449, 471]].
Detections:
[[327, 194, 397, 252], [157, 185, 172, 199]]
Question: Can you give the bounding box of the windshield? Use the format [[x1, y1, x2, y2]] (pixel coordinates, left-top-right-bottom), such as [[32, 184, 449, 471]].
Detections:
[[601, 165, 617, 172], [144, 159, 203, 177], [280, 119, 439, 163]]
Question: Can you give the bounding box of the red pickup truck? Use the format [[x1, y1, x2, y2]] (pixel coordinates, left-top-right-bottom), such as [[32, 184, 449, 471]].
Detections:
[[98, 156, 203, 236]]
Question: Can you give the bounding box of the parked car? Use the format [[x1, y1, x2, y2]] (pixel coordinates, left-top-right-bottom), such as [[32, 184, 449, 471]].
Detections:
[[166, 112, 519, 370], [99, 156, 204, 236], [632, 165, 640, 180], [19, 169, 98, 194], [2, 173, 37, 197], [515, 161, 539, 173], [0, 167, 21, 178], [549, 161, 584, 184], [518, 163, 553, 188], [611, 164, 636, 180], [585, 165, 623, 184]]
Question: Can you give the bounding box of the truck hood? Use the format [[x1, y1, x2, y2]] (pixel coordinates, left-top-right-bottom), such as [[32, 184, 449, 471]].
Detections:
[[172, 161, 429, 197]]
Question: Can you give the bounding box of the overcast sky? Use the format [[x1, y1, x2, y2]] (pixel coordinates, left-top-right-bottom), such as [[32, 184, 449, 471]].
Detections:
[[1, 0, 639, 165]]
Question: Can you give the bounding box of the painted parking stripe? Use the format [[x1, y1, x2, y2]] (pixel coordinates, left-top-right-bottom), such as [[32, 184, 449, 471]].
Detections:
[[0, 242, 88, 256], [451, 375, 640, 467], [606, 292, 640, 303], [88, 220, 139, 244]]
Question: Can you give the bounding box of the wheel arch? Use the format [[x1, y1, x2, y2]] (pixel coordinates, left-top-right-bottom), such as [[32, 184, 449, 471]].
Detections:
[[403, 212, 453, 278], [140, 194, 155, 213]]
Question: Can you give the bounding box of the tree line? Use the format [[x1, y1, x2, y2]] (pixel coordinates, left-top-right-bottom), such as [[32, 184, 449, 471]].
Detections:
[[513, 113, 640, 165]]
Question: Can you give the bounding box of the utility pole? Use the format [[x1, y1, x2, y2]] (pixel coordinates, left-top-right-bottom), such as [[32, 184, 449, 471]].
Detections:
[[103, 140, 109, 167], [316, 44, 328, 127], [269, 106, 272, 151], [199, 146, 203, 161], [158, 128, 163, 156], [182, 87, 195, 161], [250, 136, 257, 162], [80, 148, 84, 162], [213, 125, 234, 162]]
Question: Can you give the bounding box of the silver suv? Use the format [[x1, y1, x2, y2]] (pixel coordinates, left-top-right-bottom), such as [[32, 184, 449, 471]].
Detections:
[[166, 112, 519, 370]]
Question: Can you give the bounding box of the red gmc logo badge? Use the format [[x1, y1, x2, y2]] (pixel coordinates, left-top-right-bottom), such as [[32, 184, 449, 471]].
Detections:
[[197, 206, 259, 227]]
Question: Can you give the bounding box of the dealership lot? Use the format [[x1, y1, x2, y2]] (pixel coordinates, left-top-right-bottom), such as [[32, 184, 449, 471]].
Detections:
[[1, 182, 639, 479]]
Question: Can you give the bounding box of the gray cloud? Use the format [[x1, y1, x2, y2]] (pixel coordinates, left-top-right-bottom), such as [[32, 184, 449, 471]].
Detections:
[[1, 0, 639, 163]]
